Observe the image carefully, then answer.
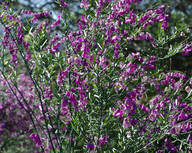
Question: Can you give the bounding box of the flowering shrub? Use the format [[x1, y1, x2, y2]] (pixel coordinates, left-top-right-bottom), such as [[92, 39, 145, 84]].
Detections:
[[0, 0, 192, 152]]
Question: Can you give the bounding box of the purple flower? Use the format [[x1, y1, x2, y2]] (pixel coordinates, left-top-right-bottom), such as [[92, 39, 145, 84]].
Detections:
[[113, 108, 124, 120], [60, 0, 68, 7], [99, 136, 109, 146], [161, 21, 168, 29], [123, 117, 131, 128], [177, 111, 187, 121], [87, 144, 94, 151], [80, 0, 90, 10], [75, 76, 81, 84], [66, 91, 71, 98], [149, 110, 158, 121], [125, 12, 136, 24], [30, 133, 42, 148]]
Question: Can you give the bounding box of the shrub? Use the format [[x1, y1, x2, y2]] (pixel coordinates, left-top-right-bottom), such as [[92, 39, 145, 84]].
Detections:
[[0, 0, 192, 152]]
